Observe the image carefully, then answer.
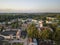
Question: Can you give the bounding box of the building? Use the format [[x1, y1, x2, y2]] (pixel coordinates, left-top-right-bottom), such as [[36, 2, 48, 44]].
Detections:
[[38, 20, 43, 28], [0, 30, 21, 40]]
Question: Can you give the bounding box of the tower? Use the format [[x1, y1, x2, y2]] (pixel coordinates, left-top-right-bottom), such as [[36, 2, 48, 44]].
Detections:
[[39, 20, 43, 27]]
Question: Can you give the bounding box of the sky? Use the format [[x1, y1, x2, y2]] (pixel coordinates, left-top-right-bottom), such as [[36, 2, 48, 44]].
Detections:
[[0, 0, 60, 13]]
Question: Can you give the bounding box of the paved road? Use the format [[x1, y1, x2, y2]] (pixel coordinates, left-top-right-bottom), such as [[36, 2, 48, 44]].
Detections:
[[24, 38, 28, 45]]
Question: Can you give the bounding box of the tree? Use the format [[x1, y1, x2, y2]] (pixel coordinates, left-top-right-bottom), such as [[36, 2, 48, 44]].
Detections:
[[27, 23, 39, 38], [40, 29, 53, 40], [0, 26, 4, 32], [49, 23, 58, 31], [52, 27, 60, 45], [53, 27, 60, 41], [27, 23, 40, 45]]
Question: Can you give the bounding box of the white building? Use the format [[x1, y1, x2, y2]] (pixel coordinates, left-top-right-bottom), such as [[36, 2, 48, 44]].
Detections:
[[38, 20, 43, 27], [32, 19, 37, 23]]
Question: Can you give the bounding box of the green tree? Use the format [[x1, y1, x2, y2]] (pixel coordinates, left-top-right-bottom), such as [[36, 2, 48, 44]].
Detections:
[[40, 29, 53, 40], [52, 27, 60, 45], [49, 23, 58, 31], [27, 24, 39, 38], [53, 27, 60, 41], [0, 26, 4, 32]]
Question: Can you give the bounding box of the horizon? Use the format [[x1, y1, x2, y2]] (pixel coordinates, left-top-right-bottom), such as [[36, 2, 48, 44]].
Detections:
[[0, 0, 60, 13]]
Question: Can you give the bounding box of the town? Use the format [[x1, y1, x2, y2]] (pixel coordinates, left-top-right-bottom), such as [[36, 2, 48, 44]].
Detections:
[[0, 13, 60, 45]]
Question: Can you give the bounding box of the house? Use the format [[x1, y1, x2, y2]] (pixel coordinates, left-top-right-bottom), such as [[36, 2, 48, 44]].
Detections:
[[22, 23, 28, 30], [32, 19, 38, 23], [8, 22, 11, 24], [38, 26, 53, 32], [46, 20, 52, 24], [0, 30, 21, 40], [22, 20, 26, 23], [46, 17, 56, 21]]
